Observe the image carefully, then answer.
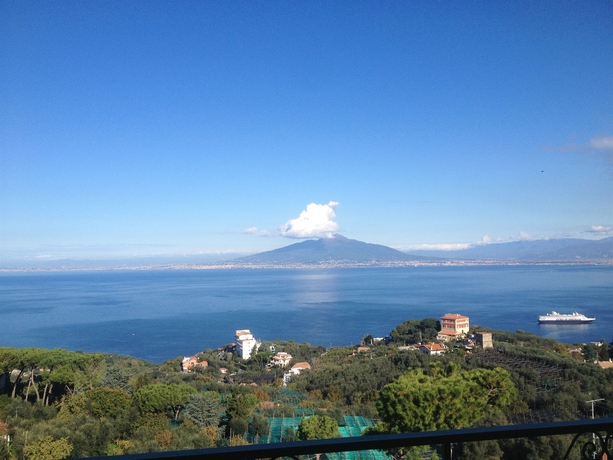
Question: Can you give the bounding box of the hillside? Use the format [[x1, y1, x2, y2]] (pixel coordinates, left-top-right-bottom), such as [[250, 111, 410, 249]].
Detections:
[[232, 234, 428, 265], [405, 236, 613, 261]]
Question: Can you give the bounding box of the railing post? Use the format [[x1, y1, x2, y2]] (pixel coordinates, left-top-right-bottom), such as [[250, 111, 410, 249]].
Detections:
[[443, 442, 452, 460]]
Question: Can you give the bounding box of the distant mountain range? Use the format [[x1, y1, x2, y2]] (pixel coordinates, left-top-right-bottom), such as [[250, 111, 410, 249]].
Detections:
[[231, 234, 426, 265], [230, 235, 613, 266], [405, 236, 613, 261], [6, 235, 610, 270]]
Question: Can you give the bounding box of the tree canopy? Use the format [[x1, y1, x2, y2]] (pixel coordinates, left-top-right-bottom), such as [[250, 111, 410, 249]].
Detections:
[[389, 318, 441, 344], [133, 383, 196, 420], [296, 415, 339, 440], [182, 392, 222, 428], [374, 363, 517, 433]]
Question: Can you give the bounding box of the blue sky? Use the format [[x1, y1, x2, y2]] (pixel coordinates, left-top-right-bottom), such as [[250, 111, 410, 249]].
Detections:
[[1, 1, 612, 265]]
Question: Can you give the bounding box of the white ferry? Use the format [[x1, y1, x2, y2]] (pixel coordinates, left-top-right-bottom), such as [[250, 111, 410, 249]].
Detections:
[[538, 311, 595, 324]]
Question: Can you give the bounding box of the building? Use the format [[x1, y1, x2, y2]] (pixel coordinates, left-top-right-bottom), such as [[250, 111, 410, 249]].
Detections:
[[289, 362, 311, 375], [441, 313, 470, 333], [235, 330, 261, 360], [475, 332, 493, 349], [420, 342, 447, 356], [598, 361, 613, 369], [270, 352, 293, 367], [181, 356, 208, 372], [438, 313, 470, 341], [437, 329, 465, 342]]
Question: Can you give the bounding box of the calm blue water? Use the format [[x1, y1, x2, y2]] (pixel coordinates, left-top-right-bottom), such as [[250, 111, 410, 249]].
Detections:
[[0, 266, 611, 363]]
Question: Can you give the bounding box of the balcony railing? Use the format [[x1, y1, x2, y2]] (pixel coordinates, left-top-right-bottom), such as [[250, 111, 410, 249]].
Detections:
[[85, 418, 613, 460]]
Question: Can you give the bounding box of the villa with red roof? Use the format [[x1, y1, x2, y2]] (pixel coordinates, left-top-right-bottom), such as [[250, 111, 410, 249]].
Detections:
[[420, 342, 447, 356], [437, 313, 470, 341], [181, 356, 208, 372], [290, 362, 311, 375], [270, 352, 293, 367]]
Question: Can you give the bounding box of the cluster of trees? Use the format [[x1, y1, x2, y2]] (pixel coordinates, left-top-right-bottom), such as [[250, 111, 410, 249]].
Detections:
[[389, 318, 441, 344], [1, 321, 612, 460], [0, 348, 106, 405]]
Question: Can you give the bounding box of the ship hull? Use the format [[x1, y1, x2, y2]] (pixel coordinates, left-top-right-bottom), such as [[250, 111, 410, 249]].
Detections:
[[538, 319, 595, 324]]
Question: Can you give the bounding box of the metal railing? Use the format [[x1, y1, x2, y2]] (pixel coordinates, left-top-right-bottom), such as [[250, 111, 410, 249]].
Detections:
[[86, 418, 613, 460]]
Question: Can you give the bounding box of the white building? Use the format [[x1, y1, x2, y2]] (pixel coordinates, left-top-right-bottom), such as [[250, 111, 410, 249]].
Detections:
[[270, 352, 293, 367], [235, 330, 260, 360], [419, 342, 447, 356], [289, 361, 311, 375]]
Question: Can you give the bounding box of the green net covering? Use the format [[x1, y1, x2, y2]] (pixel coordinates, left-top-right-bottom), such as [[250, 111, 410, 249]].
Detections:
[[250, 415, 391, 460]]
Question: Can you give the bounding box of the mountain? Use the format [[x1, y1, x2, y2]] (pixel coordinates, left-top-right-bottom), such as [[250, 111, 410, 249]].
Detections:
[[405, 236, 613, 261], [231, 234, 428, 265]]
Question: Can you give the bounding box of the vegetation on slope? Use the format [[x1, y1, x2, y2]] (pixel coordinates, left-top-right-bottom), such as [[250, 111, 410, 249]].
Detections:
[[0, 320, 612, 460]]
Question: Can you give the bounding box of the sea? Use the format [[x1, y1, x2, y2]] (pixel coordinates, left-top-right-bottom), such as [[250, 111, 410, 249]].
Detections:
[[0, 266, 611, 363]]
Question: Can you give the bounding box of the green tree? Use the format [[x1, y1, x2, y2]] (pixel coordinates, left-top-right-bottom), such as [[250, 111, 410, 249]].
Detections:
[[101, 367, 131, 392], [228, 417, 248, 436], [296, 415, 339, 440], [0, 347, 28, 398], [374, 364, 516, 433], [225, 393, 258, 421], [582, 344, 599, 363], [326, 385, 342, 402], [134, 384, 196, 420], [182, 392, 222, 428], [0, 438, 9, 460], [87, 387, 132, 418], [389, 318, 440, 344], [597, 340, 610, 361], [249, 414, 269, 439], [23, 436, 73, 460], [169, 423, 215, 451]]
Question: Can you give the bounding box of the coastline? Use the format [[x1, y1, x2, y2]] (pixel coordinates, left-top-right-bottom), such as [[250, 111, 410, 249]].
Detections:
[[2, 258, 612, 273]]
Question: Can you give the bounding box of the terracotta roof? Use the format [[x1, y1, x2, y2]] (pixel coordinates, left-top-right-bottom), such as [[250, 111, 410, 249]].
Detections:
[[441, 313, 469, 320], [291, 362, 310, 370], [438, 329, 462, 336], [598, 361, 613, 369], [421, 343, 446, 352]]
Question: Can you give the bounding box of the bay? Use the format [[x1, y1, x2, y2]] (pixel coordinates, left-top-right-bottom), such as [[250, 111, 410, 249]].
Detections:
[[0, 266, 611, 363]]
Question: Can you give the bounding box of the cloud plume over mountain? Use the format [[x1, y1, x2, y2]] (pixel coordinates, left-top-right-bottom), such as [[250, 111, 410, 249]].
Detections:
[[279, 201, 340, 239]]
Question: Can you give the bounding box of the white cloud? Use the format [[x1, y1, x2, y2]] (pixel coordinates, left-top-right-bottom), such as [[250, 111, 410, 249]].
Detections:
[[477, 235, 504, 245], [516, 231, 532, 241], [585, 225, 613, 235], [279, 201, 340, 239], [548, 134, 613, 168], [479, 235, 493, 245], [399, 231, 542, 253], [243, 227, 272, 237], [589, 135, 613, 152]]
